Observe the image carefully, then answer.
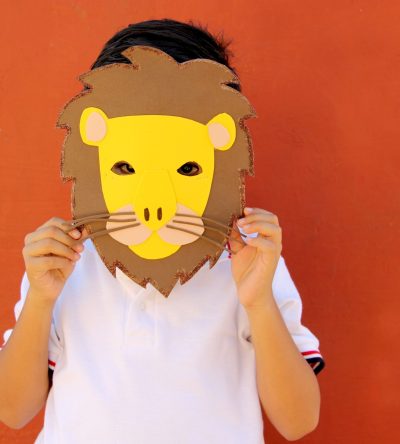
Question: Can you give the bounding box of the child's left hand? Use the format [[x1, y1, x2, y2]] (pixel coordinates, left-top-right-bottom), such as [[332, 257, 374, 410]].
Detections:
[[230, 207, 282, 309]]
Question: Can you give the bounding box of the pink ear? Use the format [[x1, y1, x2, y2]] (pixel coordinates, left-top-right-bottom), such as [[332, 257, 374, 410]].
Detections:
[[207, 122, 230, 148], [86, 111, 107, 142]]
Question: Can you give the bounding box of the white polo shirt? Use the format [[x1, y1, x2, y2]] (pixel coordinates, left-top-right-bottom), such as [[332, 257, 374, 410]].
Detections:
[[2, 237, 324, 443]]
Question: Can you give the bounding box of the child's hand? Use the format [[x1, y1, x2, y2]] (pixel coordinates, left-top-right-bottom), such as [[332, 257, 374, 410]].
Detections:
[[230, 207, 282, 309], [22, 217, 84, 304]]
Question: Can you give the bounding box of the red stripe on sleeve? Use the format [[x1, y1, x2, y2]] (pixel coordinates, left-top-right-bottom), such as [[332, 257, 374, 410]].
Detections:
[[301, 350, 321, 356]]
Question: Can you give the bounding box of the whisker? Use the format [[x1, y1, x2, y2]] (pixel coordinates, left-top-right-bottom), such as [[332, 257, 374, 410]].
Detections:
[[171, 220, 245, 246], [174, 213, 246, 238], [64, 211, 136, 227], [172, 220, 227, 237], [64, 212, 112, 226], [80, 222, 140, 240], [69, 217, 137, 227], [65, 211, 245, 253], [72, 220, 238, 255], [166, 224, 235, 255]]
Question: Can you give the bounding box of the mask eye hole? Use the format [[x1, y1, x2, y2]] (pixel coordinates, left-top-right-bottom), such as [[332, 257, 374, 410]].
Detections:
[[111, 161, 135, 175], [177, 162, 202, 177]]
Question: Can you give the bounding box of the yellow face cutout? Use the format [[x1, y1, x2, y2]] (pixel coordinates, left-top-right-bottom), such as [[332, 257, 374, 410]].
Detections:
[[80, 107, 236, 259]]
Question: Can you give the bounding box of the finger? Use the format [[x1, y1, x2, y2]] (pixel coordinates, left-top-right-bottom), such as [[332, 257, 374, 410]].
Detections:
[[229, 225, 246, 254], [246, 235, 282, 255], [29, 256, 75, 273], [241, 221, 282, 240], [23, 238, 81, 262], [24, 225, 84, 253], [243, 207, 276, 217], [37, 217, 82, 240], [237, 212, 279, 228]]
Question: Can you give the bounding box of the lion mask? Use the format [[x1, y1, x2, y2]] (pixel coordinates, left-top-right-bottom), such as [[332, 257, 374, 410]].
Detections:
[[57, 45, 256, 296]]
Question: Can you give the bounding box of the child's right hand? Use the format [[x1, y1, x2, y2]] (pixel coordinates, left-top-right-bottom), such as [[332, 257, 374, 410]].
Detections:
[[22, 217, 84, 304]]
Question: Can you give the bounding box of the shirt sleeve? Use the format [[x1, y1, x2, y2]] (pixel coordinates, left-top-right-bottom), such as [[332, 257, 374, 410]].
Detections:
[[271, 256, 326, 375], [1, 272, 63, 371]]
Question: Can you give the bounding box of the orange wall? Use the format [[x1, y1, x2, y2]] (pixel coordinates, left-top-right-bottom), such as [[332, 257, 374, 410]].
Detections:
[[1, 1, 398, 442]]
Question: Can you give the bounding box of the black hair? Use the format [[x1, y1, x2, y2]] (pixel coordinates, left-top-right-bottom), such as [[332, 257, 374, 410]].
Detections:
[[91, 18, 241, 92]]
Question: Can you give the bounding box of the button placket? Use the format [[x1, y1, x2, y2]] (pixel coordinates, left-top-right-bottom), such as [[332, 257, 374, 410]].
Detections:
[[115, 269, 157, 346]]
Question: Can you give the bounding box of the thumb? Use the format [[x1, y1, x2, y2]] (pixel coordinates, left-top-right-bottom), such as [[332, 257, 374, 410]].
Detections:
[[228, 222, 246, 255]]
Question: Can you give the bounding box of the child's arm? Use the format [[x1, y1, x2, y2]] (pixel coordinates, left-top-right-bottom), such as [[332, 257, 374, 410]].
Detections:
[[245, 294, 320, 441], [232, 207, 320, 441], [0, 218, 83, 429]]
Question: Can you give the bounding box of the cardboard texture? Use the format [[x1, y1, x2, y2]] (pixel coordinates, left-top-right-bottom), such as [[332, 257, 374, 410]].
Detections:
[[57, 45, 256, 296]]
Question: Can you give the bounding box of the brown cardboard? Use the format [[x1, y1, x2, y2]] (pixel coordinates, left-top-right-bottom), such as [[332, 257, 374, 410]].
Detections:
[[57, 45, 256, 297]]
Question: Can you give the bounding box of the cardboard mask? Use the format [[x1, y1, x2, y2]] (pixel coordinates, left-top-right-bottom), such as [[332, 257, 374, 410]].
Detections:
[[57, 45, 256, 296]]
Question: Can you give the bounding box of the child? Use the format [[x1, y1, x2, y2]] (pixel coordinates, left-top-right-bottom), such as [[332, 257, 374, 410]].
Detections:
[[0, 19, 325, 443]]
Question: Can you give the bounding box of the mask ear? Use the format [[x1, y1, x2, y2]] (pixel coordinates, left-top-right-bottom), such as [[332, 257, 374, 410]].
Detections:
[[206, 113, 236, 151], [80, 107, 108, 146]]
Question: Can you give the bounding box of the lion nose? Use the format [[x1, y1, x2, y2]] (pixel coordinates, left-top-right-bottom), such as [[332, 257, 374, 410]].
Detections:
[[134, 170, 175, 231], [144, 207, 162, 222]]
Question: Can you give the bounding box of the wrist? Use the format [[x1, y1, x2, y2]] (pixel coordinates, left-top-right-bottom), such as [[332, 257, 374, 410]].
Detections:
[[243, 287, 276, 314], [25, 288, 57, 311]]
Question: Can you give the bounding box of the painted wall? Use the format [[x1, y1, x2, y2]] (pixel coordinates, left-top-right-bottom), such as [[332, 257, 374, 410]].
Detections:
[[0, 1, 398, 442]]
